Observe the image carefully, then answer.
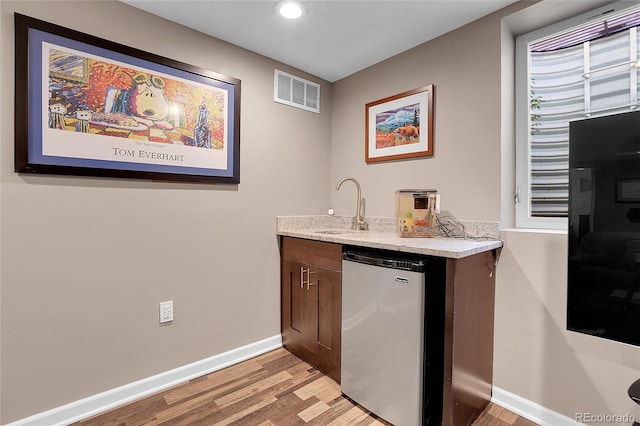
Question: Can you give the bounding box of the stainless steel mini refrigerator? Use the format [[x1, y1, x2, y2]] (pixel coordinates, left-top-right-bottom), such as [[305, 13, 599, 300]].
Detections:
[[341, 249, 426, 426]]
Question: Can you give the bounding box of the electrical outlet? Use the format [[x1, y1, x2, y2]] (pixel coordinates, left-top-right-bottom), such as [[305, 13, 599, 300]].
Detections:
[[159, 301, 174, 323]]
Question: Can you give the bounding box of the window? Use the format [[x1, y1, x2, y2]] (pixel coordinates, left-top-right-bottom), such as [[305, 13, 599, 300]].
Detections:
[[515, 1, 640, 229]]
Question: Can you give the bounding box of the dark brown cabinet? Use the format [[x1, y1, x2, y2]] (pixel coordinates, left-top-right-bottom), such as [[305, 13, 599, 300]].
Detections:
[[279, 234, 498, 424], [442, 251, 497, 426], [280, 237, 342, 382]]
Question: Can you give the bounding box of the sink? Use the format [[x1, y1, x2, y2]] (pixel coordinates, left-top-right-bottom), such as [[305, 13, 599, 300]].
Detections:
[[315, 230, 353, 235]]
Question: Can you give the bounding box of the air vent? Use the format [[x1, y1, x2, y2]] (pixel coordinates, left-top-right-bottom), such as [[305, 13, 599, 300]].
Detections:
[[274, 69, 320, 113]]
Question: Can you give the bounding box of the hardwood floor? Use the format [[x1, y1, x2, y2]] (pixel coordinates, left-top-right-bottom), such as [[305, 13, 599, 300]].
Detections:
[[472, 404, 538, 426], [73, 348, 538, 426]]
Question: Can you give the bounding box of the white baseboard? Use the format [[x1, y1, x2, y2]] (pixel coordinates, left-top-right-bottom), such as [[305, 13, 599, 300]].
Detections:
[[6, 335, 283, 426], [492, 386, 585, 426]]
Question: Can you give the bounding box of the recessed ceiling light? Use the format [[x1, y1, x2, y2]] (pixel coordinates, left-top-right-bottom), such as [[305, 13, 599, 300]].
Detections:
[[277, 1, 306, 19]]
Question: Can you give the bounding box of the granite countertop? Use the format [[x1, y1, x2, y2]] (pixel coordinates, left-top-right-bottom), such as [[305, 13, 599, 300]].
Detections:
[[276, 215, 503, 259]]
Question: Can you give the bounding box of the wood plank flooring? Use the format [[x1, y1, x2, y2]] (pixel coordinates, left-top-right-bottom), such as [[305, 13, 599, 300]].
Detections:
[[73, 348, 538, 426]]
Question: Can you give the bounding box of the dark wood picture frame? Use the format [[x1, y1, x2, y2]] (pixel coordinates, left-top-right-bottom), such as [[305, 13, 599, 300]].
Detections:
[[14, 13, 241, 184], [365, 85, 434, 163]]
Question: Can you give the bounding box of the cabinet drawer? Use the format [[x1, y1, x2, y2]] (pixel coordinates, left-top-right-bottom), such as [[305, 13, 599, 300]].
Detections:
[[281, 237, 342, 271]]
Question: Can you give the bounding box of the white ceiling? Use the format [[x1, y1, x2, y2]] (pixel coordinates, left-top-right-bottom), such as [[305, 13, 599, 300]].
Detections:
[[121, 0, 520, 82]]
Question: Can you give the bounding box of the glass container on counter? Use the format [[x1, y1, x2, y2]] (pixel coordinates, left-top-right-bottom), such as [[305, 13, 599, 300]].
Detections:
[[396, 189, 438, 237]]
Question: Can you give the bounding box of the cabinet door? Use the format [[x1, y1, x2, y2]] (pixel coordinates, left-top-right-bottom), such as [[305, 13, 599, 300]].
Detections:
[[310, 266, 342, 382], [281, 259, 311, 354], [280, 237, 342, 383]]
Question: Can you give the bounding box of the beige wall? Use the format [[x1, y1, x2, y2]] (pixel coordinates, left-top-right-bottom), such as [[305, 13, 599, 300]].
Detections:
[[330, 13, 505, 220], [0, 1, 333, 422], [330, 1, 640, 424], [496, 229, 640, 422], [3, 0, 640, 424]]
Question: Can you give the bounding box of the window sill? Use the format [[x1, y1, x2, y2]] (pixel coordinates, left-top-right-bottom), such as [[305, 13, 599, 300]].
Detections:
[[501, 227, 567, 235]]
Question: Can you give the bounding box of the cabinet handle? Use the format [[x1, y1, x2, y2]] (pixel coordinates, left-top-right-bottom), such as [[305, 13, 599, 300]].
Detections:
[[307, 270, 315, 290], [299, 267, 315, 290]]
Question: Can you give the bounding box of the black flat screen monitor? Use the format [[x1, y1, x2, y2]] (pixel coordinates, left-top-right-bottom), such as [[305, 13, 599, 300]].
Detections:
[[568, 110, 640, 346]]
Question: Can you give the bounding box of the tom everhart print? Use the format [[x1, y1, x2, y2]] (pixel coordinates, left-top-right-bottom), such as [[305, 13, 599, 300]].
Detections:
[[46, 49, 225, 160], [15, 14, 241, 183]]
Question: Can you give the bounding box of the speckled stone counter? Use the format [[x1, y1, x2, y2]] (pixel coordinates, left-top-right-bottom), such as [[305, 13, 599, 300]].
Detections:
[[275, 215, 502, 259]]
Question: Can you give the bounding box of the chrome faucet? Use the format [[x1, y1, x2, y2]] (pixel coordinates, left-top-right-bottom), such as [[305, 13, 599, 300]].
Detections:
[[336, 177, 368, 231]]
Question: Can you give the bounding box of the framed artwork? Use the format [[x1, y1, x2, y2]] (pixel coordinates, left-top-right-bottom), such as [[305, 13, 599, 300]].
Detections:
[[616, 178, 640, 202], [14, 13, 241, 184], [365, 85, 434, 163]]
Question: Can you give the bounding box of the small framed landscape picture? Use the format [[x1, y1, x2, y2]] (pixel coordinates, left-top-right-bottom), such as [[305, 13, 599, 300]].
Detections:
[[365, 85, 434, 163]]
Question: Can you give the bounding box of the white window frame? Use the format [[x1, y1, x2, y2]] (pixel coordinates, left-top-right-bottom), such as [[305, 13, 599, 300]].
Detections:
[[515, 0, 640, 230]]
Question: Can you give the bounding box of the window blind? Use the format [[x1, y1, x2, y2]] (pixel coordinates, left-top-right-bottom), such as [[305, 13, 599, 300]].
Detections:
[[529, 28, 640, 217]]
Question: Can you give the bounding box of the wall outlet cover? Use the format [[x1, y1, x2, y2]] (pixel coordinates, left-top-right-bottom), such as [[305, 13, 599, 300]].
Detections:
[[160, 301, 174, 323]]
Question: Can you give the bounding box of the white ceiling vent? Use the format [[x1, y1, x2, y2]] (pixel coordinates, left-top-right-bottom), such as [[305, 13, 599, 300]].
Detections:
[[274, 69, 320, 113]]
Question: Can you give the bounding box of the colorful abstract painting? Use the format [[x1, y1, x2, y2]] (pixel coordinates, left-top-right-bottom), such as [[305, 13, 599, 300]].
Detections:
[[43, 43, 230, 170], [48, 47, 227, 150], [15, 14, 240, 183]]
